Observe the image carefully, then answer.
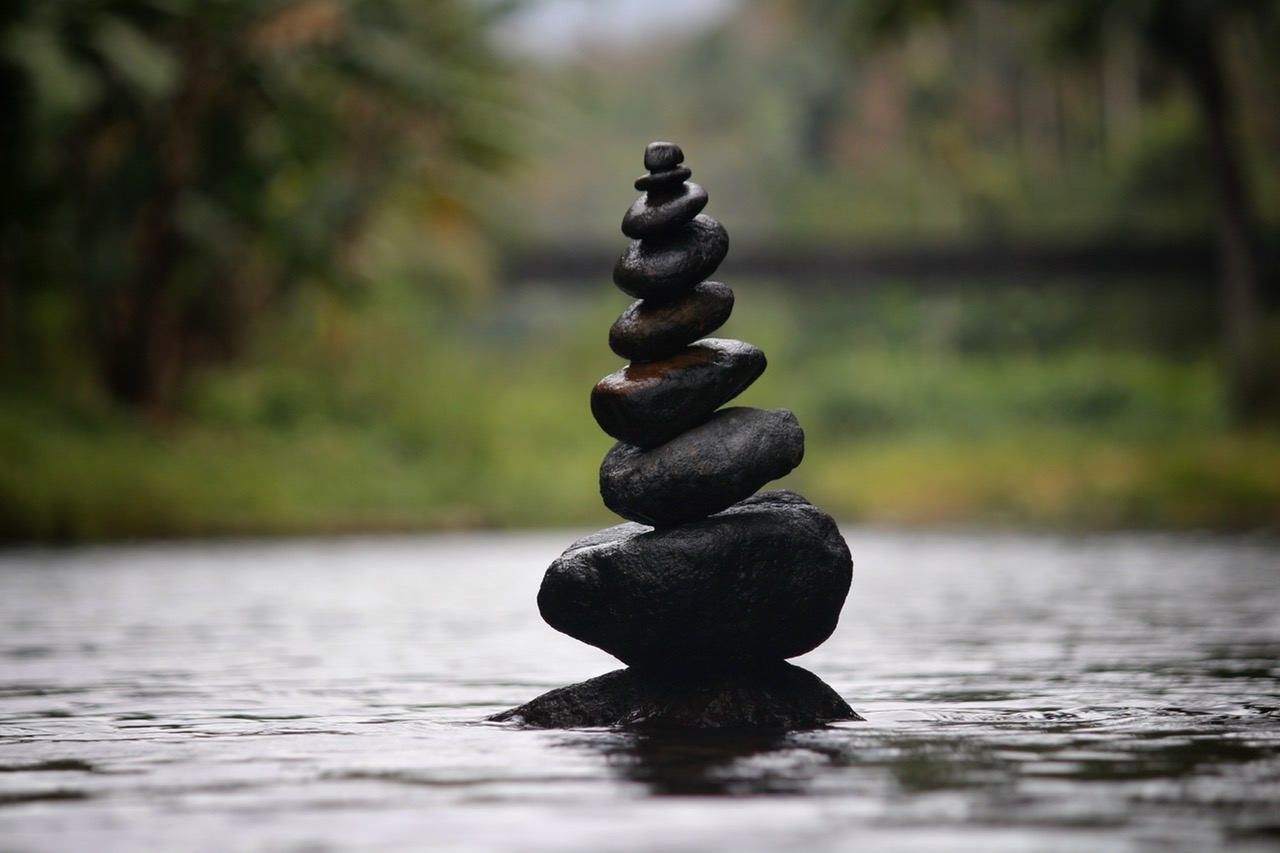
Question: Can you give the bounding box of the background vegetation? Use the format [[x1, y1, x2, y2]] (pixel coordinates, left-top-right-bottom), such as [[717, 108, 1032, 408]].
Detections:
[[2, 0, 1278, 541]]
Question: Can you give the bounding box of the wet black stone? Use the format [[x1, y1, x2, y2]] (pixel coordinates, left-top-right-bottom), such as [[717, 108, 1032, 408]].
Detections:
[[537, 491, 853, 669], [621, 182, 709, 239], [490, 661, 861, 729], [590, 338, 765, 448], [600, 407, 804, 527], [644, 141, 684, 172], [609, 280, 734, 361], [635, 166, 692, 192], [613, 215, 729, 300], [494, 139, 859, 733]]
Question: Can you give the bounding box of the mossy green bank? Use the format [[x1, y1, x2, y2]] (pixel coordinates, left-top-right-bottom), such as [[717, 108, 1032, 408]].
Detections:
[[3, 281, 1276, 542]]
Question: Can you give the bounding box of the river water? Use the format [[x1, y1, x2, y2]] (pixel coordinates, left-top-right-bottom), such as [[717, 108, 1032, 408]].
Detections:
[[1, 527, 1278, 852]]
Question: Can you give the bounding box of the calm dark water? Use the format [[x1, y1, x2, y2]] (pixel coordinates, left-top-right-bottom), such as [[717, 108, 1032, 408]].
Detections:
[[1, 528, 1278, 852]]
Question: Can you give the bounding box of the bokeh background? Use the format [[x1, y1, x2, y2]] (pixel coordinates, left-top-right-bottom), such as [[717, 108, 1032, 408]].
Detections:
[[2, 0, 1277, 541]]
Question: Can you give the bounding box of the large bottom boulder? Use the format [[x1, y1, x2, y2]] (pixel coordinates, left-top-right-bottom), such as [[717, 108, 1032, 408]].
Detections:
[[490, 662, 861, 729], [538, 490, 853, 669]]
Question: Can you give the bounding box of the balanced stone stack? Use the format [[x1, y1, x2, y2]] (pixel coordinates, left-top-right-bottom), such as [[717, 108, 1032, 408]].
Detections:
[[493, 142, 858, 728]]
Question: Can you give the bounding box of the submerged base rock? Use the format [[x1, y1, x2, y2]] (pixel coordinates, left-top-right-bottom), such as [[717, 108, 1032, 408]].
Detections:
[[538, 490, 853, 669], [490, 662, 861, 729]]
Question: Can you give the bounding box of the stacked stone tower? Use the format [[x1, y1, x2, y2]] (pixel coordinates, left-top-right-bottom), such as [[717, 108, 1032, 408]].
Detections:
[[494, 142, 858, 728]]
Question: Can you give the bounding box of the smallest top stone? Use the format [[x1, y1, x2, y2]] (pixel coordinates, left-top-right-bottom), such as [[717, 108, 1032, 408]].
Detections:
[[644, 142, 684, 172]]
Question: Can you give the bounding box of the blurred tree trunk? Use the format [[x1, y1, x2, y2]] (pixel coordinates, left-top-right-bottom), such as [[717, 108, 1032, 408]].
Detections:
[[846, 0, 1277, 423], [1, 0, 518, 414], [98, 40, 208, 410], [1173, 23, 1264, 422]]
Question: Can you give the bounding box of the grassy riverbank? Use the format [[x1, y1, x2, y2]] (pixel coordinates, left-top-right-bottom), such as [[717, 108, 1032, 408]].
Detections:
[[3, 281, 1277, 542], [5, 396, 1275, 542]]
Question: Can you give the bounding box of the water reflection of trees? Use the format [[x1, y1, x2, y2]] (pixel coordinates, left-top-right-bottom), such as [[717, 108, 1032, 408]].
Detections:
[[573, 719, 1280, 800], [579, 727, 1016, 797]]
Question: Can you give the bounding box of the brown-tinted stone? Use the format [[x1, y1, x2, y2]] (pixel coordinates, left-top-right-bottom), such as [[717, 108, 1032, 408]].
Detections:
[[621, 182, 709, 239], [609, 281, 734, 361], [536, 490, 854, 670], [590, 338, 764, 448], [600, 407, 804, 527], [613, 215, 729, 301]]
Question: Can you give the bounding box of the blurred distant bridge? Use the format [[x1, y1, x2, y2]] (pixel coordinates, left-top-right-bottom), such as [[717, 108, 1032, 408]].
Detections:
[[502, 237, 1280, 291]]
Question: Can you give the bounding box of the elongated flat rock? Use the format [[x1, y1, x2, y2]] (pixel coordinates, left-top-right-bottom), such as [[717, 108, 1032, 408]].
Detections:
[[613, 215, 729, 300], [609, 281, 734, 361], [538, 491, 853, 670], [490, 662, 861, 729], [591, 338, 765, 448], [621, 182, 709, 239], [601, 407, 804, 527]]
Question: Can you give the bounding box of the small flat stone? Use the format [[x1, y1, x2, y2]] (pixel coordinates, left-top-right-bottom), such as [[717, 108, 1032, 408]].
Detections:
[[613, 214, 729, 301], [590, 338, 765, 448], [601, 407, 804, 527], [634, 166, 692, 192], [537, 490, 854, 669], [490, 662, 861, 729], [621, 182, 709, 239], [609, 281, 734, 361], [643, 141, 684, 172]]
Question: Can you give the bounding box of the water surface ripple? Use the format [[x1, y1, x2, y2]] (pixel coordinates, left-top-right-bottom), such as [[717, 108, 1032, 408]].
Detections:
[[1, 529, 1277, 852]]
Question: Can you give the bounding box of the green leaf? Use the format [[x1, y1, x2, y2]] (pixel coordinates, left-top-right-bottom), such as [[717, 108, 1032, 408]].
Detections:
[[92, 16, 180, 101], [1, 24, 99, 121]]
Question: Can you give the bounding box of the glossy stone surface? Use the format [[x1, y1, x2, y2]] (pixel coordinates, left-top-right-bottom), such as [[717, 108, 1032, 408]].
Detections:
[[489, 662, 860, 728], [613, 214, 730, 300], [634, 166, 692, 192], [590, 338, 765, 448], [609, 280, 734, 361], [643, 141, 684, 172], [537, 491, 853, 669], [600, 407, 804, 527], [497, 140, 858, 730], [621, 182, 709, 239]]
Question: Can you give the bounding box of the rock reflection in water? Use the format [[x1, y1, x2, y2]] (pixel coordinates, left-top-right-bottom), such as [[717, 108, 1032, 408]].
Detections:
[[592, 729, 803, 796], [571, 699, 1280, 799]]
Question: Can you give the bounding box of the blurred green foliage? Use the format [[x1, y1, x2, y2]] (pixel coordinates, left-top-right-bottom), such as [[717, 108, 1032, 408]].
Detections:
[[841, 0, 1280, 421], [0, 0, 516, 410], [2, 275, 1277, 540], [502, 0, 1279, 248], [1, 0, 1278, 540]]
